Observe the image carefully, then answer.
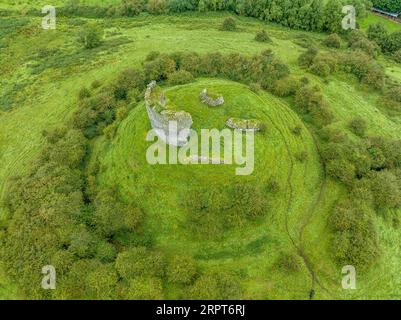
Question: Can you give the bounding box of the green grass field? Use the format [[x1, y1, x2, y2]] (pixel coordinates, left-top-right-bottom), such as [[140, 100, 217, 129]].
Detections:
[[0, 4, 401, 299]]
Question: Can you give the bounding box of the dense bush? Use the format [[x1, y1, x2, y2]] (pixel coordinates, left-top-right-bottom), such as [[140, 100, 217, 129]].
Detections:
[[255, 29, 271, 42], [393, 49, 401, 63], [369, 170, 401, 210], [329, 200, 380, 269], [310, 59, 331, 77], [351, 37, 380, 58], [271, 77, 299, 97], [115, 247, 165, 279], [125, 277, 164, 299], [372, 0, 401, 13], [298, 47, 318, 67], [168, 69, 194, 85], [189, 271, 243, 300], [276, 253, 302, 272], [348, 116, 367, 137], [147, 0, 169, 14], [340, 51, 385, 90], [77, 24, 103, 49], [166, 255, 197, 284], [294, 85, 334, 127], [78, 87, 91, 100], [323, 33, 341, 48], [114, 68, 145, 100], [119, 0, 144, 16], [221, 17, 237, 31]]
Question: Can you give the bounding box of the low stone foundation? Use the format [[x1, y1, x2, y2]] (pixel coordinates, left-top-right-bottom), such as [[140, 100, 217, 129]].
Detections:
[[226, 118, 265, 132], [199, 89, 224, 107]]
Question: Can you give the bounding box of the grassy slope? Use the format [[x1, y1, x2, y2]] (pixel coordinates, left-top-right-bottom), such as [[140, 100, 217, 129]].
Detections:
[[0, 10, 400, 299], [359, 12, 401, 33]]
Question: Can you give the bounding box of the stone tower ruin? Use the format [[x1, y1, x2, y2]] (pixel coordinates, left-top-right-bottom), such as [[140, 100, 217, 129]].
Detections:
[[145, 81, 193, 147]]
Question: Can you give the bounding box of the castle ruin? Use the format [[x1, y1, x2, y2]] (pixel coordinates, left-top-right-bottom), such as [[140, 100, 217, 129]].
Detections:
[[145, 81, 193, 147]]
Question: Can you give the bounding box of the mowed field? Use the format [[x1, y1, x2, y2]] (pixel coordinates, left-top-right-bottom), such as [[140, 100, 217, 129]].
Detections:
[[0, 7, 401, 299]]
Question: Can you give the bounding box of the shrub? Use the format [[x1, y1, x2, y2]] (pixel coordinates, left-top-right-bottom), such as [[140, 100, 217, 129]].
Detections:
[[276, 253, 302, 272], [271, 77, 298, 97], [294, 85, 334, 126], [310, 59, 331, 77], [119, 0, 144, 16], [255, 29, 271, 42], [292, 126, 302, 136], [189, 271, 242, 300], [115, 247, 165, 279], [125, 277, 163, 299], [114, 68, 145, 100], [266, 176, 280, 193], [143, 55, 176, 81], [369, 170, 401, 210], [95, 241, 117, 263], [166, 255, 197, 284], [326, 159, 355, 184], [78, 87, 91, 100], [221, 17, 237, 31], [295, 151, 308, 162], [366, 22, 388, 48], [329, 200, 380, 269], [91, 80, 101, 89], [249, 82, 261, 93], [320, 126, 346, 143], [169, 0, 197, 12], [77, 24, 103, 49], [86, 264, 119, 299], [298, 47, 318, 67], [323, 33, 341, 48], [168, 70, 194, 85], [341, 51, 385, 90], [147, 0, 168, 14], [229, 183, 268, 222], [393, 49, 401, 63], [351, 37, 380, 58], [386, 31, 401, 54], [348, 116, 367, 137]]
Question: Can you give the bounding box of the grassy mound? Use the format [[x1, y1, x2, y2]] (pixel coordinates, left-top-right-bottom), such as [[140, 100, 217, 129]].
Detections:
[[92, 79, 325, 298]]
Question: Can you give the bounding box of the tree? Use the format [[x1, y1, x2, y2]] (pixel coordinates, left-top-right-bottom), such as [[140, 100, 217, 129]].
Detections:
[[324, 0, 343, 34], [77, 24, 103, 49], [367, 23, 388, 50], [169, 0, 197, 12], [307, 0, 325, 31]]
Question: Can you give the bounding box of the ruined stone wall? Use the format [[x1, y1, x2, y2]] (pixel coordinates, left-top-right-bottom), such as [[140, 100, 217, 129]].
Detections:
[[226, 118, 264, 132], [145, 81, 193, 146], [199, 89, 224, 107]]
